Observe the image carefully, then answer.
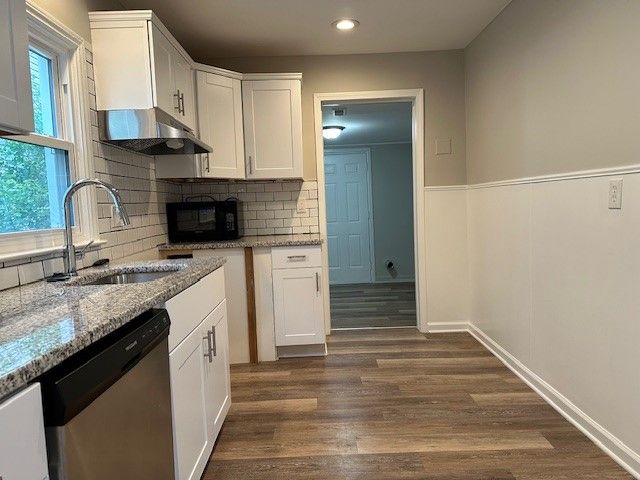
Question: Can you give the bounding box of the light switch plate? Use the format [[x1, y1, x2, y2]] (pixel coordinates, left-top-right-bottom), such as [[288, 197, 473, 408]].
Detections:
[[435, 138, 452, 155], [608, 179, 623, 209]]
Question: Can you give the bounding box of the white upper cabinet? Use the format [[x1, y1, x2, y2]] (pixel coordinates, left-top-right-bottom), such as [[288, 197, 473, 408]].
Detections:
[[197, 69, 245, 179], [0, 0, 34, 135], [242, 77, 303, 179], [89, 11, 196, 131]]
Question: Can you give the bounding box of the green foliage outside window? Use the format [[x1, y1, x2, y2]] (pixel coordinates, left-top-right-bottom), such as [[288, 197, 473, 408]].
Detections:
[[0, 49, 70, 234]]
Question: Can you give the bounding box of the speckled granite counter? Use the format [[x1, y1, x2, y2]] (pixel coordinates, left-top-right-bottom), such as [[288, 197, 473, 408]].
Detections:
[[0, 257, 225, 400], [158, 233, 322, 251]]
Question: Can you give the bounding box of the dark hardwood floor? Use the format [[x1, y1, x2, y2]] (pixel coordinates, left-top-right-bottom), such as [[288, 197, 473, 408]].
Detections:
[[202, 329, 631, 479], [330, 282, 416, 329]]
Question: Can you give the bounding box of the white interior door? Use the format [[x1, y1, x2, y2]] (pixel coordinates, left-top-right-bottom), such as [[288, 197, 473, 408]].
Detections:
[[324, 149, 373, 284]]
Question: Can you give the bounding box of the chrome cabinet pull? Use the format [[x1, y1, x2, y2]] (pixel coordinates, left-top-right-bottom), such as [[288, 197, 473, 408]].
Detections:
[[174, 89, 181, 112], [287, 255, 307, 261], [248, 155, 253, 174], [205, 153, 210, 173], [204, 331, 213, 363], [316, 272, 320, 293], [179, 92, 185, 115], [211, 326, 217, 357]]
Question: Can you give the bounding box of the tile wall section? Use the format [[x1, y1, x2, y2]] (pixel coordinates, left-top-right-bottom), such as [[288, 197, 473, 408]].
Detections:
[[0, 46, 181, 290], [180, 180, 319, 236]]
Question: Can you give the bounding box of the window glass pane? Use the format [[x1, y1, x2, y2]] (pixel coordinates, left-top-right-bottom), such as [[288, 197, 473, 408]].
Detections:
[[29, 48, 58, 137], [0, 138, 71, 233]]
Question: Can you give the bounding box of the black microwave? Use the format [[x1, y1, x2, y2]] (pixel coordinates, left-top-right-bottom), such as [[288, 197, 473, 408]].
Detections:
[[166, 201, 242, 243]]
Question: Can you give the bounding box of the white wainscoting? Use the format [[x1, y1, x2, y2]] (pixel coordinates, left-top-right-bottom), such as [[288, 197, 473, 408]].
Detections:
[[424, 187, 469, 332], [424, 167, 640, 478]]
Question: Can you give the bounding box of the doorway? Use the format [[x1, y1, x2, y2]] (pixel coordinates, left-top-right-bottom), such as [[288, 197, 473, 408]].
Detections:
[[314, 92, 425, 332]]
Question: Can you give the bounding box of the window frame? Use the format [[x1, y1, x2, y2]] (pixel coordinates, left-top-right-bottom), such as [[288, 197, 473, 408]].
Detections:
[[0, 2, 99, 261]]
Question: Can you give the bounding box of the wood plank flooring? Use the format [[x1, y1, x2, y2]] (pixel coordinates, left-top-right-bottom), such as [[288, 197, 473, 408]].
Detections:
[[202, 329, 632, 479], [330, 282, 416, 328]]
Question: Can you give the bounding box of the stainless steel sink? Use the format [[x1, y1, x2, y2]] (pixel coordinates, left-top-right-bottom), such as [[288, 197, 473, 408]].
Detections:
[[81, 271, 174, 286]]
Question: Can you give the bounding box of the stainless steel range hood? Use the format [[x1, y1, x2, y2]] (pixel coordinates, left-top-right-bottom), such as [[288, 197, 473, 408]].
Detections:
[[97, 108, 212, 155]]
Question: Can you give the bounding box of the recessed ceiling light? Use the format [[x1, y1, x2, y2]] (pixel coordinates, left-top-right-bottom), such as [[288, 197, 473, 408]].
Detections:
[[332, 19, 359, 31], [323, 126, 345, 140]]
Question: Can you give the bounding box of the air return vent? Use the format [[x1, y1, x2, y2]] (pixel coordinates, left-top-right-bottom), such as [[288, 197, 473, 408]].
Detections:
[[333, 108, 346, 117]]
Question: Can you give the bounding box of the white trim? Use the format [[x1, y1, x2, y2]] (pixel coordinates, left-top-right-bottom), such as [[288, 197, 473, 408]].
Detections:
[[470, 164, 640, 188], [193, 63, 243, 80], [426, 322, 469, 333], [425, 184, 468, 191], [324, 147, 376, 284], [243, 73, 302, 81], [327, 140, 412, 148], [314, 89, 426, 334], [0, 239, 106, 264], [468, 323, 640, 479]]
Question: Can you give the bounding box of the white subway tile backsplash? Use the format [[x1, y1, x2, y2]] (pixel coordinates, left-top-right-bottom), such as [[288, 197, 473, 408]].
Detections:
[[0, 267, 19, 290], [18, 262, 44, 284]]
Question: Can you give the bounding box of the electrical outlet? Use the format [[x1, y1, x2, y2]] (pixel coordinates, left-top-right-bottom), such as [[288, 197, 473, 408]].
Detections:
[[608, 179, 623, 209]]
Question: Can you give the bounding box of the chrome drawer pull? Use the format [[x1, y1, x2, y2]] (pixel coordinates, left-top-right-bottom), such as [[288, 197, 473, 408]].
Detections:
[[211, 326, 217, 357], [204, 331, 213, 363], [316, 272, 320, 293], [287, 255, 307, 261]]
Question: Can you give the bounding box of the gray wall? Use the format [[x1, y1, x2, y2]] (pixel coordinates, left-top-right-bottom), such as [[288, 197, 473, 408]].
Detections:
[[370, 143, 415, 281], [214, 51, 467, 186], [465, 0, 640, 184]]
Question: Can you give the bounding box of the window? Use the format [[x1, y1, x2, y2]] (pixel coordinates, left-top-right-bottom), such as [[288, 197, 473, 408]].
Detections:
[[0, 47, 72, 234], [0, 4, 95, 259]]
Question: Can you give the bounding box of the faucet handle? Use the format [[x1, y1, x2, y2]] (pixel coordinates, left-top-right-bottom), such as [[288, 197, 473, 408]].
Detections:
[[76, 240, 95, 259]]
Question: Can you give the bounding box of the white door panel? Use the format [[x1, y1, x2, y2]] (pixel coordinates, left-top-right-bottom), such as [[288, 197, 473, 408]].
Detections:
[[324, 149, 373, 284]]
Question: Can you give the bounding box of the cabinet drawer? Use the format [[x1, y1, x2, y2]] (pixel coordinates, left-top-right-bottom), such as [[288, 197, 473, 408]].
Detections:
[[166, 267, 225, 352], [271, 246, 321, 269]]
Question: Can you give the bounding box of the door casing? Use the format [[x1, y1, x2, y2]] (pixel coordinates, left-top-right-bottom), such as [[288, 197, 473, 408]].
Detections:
[[313, 89, 426, 333]]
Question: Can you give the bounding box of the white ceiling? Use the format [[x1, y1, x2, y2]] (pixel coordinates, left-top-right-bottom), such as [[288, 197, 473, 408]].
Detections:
[[322, 102, 412, 146], [117, 0, 510, 59]]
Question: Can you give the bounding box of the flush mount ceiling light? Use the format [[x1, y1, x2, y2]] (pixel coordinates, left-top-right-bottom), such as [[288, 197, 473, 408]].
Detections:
[[323, 125, 345, 140], [332, 19, 359, 31]]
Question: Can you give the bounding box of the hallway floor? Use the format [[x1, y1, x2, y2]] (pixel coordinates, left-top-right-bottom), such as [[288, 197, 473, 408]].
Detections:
[[329, 282, 416, 329], [203, 329, 631, 479]]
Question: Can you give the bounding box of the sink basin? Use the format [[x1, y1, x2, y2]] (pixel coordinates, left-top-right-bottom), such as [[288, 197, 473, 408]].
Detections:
[[80, 271, 174, 286]]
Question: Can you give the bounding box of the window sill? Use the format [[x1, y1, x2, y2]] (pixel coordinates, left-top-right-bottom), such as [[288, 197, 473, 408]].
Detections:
[[0, 239, 107, 264]]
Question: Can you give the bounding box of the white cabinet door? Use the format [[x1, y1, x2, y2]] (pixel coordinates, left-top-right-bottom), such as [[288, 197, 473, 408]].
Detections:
[[0, 0, 33, 134], [242, 79, 303, 179], [173, 51, 196, 131], [197, 72, 245, 178], [169, 323, 211, 480], [150, 23, 195, 131], [202, 300, 231, 443], [0, 384, 49, 480], [273, 267, 324, 346], [150, 24, 177, 119]]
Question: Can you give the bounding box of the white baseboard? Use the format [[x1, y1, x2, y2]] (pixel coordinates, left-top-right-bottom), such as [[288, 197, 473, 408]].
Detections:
[[467, 323, 640, 479], [426, 322, 469, 333]]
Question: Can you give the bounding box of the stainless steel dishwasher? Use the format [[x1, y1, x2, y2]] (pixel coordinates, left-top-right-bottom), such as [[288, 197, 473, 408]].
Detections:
[[40, 309, 174, 480]]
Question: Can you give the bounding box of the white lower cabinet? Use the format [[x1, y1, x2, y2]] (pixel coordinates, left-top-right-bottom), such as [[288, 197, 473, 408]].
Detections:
[[169, 321, 210, 480], [166, 269, 231, 480], [0, 383, 49, 480], [272, 246, 325, 348], [203, 300, 231, 441]]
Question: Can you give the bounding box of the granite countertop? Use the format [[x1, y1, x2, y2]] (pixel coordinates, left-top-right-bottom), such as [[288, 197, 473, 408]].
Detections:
[[0, 257, 225, 400], [159, 233, 323, 251]]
